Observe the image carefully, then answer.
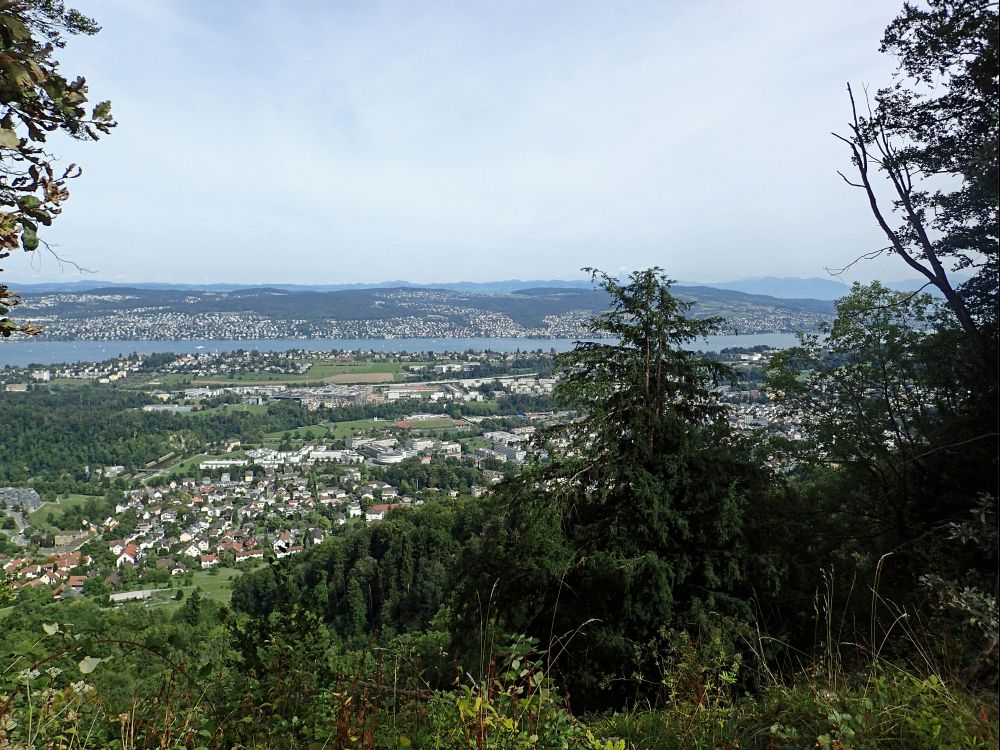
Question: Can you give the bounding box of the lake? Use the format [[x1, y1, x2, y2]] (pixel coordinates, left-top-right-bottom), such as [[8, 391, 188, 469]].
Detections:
[[0, 333, 803, 367]]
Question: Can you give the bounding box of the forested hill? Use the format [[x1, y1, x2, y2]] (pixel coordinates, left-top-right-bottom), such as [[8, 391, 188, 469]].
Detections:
[[17, 284, 834, 340]]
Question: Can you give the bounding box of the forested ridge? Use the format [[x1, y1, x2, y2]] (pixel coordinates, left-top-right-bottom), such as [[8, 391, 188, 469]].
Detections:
[[231, 501, 479, 642], [0, 387, 550, 492], [0, 388, 321, 483], [18, 283, 834, 328]]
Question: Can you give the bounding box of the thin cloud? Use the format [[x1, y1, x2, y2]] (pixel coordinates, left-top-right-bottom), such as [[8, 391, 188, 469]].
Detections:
[[7, 0, 907, 285]]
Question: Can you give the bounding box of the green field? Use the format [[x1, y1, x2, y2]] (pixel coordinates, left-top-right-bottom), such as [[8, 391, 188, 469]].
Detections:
[[28, 494, 101, 532], [261, 416, 405, 442], [193, 373, 313, 384], [462, 437, 492, 451], [310, 361, 400, 376], [262, 424, 332, 441], [258, 419, 369, 444], [190, 359, 412, 386], [46, 378, 91, 387], [118, 567, 246, 613], [130, 374, 193, 389], [322, 418, 387, 439], [399, 417, 458, 430]]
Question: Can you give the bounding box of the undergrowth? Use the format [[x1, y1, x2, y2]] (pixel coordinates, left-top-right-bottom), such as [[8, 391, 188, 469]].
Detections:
[[594, 664, 996, 750], [0, 604, 995, 748], [2, 628, 995, 749]]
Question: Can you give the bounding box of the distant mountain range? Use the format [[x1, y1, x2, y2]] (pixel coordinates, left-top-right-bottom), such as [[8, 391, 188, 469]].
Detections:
[[3, 275, 943, 300], [684, 276, 947, 300], [20, 284, 836, 320], [4, 278, 597, 295], [688, 277, 851, 300]]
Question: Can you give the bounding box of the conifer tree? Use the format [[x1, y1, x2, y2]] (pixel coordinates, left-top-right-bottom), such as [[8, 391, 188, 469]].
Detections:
[[456, 269, 777, 707]]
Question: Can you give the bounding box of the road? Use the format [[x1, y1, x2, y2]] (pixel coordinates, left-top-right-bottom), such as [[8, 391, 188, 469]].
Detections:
[[2, 510, 28, 546]]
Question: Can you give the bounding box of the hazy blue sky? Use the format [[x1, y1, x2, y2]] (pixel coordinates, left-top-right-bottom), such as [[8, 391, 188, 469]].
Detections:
[[8, 0, 919, 285]]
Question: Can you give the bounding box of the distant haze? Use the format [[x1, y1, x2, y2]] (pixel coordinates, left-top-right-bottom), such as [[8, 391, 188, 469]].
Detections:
[[684, 276, 949, 300], [8, 275, 947, 301], [7, 0, 953, 288]]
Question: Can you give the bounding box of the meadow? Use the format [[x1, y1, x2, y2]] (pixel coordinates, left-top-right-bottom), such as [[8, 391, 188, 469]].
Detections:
[[187, 359, 428, 385], [28, 494, 101, 533]]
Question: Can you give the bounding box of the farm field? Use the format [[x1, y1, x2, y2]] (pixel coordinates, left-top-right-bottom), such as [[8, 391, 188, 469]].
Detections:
[[322, 372, 395, 384], [461, 437, 492, 451], [264, 416, 467, 441], [186, 567, 245, 601], [188, 359, 421, 386]]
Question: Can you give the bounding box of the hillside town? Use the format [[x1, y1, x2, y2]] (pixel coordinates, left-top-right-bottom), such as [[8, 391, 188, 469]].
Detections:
[[0, 408, 551, 601], [12, 286, 833, 341], [0, 345, 798, 606]]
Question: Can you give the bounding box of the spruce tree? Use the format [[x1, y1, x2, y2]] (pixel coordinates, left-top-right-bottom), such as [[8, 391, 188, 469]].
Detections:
[[455, 269, 777, 707]]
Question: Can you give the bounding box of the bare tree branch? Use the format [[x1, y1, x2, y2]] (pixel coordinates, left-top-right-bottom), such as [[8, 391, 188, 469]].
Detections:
[[825, 246, 891, 276]]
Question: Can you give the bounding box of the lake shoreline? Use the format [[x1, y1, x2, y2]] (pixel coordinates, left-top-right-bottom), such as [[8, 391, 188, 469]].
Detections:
[[0, 332, 804, 367]]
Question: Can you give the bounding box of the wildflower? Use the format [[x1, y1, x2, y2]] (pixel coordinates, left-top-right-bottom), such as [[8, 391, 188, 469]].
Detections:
[[15, 669, 40, 684]]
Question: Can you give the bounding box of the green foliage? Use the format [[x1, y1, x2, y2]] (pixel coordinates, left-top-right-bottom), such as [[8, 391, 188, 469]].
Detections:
[[836, 0, 997, 374], [454, 269, 780, 708], [176, 587, 204, 626], [0, 602, 992, 749], [0, 3, 995, 723], [593, 665, 996, 750], [768, 283, 967, 539], [0, 386, 322, 483], [878, 0, 998, 272], [767, 282, 998, 665], [0, 571, 12, 607], [376, 455, 488, 494], [421, 634, 620, 750], [232, 500, 479, 646], [0, 0, 115, 336], [642, 622, 745, 709]]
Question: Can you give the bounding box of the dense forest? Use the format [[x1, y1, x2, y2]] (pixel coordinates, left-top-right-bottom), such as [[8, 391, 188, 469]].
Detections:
[[0, 386, 553, 492], [1, 0, 997, 748], [0, 388, 321, 484]]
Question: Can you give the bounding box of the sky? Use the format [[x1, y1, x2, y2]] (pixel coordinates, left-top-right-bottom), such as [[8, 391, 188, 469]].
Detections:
[[5, 0, 928, 286]]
